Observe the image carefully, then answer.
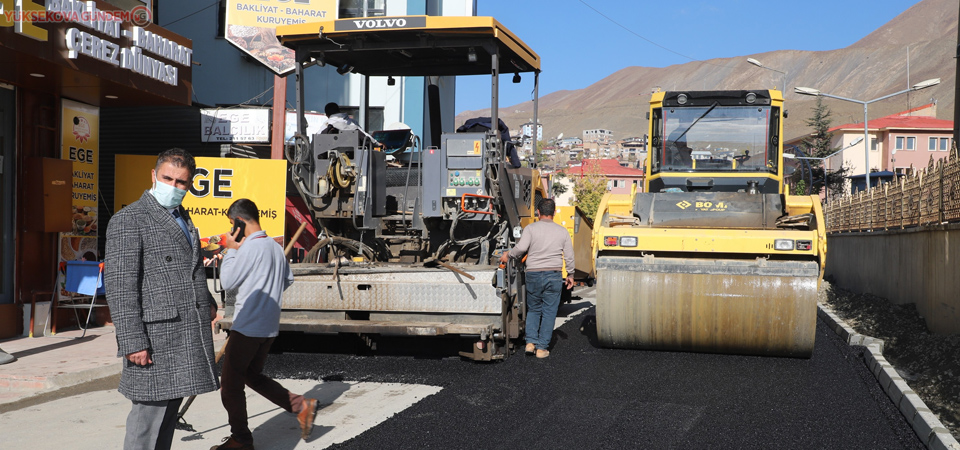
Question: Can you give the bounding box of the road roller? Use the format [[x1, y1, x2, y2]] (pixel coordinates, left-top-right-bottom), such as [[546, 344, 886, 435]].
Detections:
[[592, 90, 826, 358]]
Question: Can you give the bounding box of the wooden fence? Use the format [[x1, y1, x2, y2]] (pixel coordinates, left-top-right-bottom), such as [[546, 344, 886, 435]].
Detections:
[[824, 147, 960, 232]]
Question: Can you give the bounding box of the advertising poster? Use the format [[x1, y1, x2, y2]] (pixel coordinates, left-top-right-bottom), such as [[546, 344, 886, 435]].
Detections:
[[201, 108, 271, 143], [58, 100, 100, 301], [224, 0, 337, 74], [113, 155, 288, 250]]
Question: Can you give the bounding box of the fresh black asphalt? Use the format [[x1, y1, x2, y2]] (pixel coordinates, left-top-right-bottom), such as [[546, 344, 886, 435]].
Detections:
[[262, 297, 924, 449]]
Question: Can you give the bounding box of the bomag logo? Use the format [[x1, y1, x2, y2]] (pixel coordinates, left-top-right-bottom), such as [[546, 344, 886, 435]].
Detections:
[[677, 200, 729, 211]]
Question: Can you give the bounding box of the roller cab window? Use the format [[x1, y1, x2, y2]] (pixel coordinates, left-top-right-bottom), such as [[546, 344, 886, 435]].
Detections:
[[651, 105, 778, 175]]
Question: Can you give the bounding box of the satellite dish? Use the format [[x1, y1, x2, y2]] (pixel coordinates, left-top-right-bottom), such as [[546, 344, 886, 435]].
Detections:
[[557, 133, 564, 141]]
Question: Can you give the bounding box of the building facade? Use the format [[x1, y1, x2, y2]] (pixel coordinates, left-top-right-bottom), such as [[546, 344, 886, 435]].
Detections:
[[0, 0, 481, 337], [583, 128, 615, 159], [620, 136, 647, 164], [0, 0, 194, 336], [566, 158, 645, 195], [786, 104, 954, 177], [159, 0, 476, 145], [583, 128, 614, 145], [559, 137, 582, 149], [520, 121, 542, 151]]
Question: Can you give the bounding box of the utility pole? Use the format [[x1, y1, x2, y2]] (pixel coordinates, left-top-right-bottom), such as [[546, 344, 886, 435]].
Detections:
[[270, 75, 286, 160], [954, 0, 960, 148]]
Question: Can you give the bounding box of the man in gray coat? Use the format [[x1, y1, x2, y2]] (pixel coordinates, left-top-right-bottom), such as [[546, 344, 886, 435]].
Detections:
[[105, 148, 220, 450]]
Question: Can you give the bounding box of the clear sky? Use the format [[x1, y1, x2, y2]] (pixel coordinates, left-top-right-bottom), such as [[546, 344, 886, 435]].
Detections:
[[455, 0, 922, 113]]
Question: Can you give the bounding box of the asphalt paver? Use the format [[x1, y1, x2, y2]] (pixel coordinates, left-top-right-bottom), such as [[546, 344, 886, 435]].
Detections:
[[262, 306, 924, 449]]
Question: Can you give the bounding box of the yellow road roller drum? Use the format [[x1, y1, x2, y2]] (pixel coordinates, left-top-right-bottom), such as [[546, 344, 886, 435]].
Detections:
[[592, 90, 826, 358]]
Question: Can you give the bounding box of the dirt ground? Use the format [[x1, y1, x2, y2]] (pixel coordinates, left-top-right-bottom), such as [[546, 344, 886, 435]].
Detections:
[[820, 279, 960, 437]]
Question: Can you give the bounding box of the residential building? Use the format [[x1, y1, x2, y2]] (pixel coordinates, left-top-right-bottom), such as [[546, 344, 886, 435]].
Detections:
[[566, 158, 645, 195], [583, 129, 616, 160], [521, 121, 543, 152], [620, 136, 647, 164], [786, 104, 953, 178], [584, 129, 614, 145], [566, 147, 583, 162], [559, 137, 583, 149]]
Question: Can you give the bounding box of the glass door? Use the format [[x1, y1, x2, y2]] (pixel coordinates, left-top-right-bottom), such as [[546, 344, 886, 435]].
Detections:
[[0, 86, 14, 304]]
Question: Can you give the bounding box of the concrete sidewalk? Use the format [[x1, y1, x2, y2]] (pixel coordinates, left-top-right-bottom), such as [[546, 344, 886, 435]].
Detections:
[[0, 315, 442, 449], [0, 322, 227, 406]]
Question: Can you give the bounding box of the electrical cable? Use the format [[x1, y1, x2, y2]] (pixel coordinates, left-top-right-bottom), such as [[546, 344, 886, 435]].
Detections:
[[576, 0, 737, 70]]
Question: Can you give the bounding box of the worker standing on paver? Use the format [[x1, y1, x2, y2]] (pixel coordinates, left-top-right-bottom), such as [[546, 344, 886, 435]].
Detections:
[[211, 199, 317, 450], [499, 198, 575, 358], [104, 148, 220, 450]]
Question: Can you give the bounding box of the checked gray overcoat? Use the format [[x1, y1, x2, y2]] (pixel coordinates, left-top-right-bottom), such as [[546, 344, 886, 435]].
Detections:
[[105, 190, 220, 402]]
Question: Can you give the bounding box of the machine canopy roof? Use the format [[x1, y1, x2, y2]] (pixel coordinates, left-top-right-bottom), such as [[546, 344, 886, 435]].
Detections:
[[276, 16, 540, 77]]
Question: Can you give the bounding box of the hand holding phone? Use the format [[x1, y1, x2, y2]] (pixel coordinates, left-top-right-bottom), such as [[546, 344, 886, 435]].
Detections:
[[224, 219, 246, 250], [232, 219, 246, 241]]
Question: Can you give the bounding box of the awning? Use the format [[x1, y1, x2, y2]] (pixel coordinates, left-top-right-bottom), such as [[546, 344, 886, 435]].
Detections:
[[276, 16, 540, 77]]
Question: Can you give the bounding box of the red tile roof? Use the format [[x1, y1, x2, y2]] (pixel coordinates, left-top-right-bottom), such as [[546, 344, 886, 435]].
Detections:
[[566, 159, 645, 177], [828, 105, 953, 133]]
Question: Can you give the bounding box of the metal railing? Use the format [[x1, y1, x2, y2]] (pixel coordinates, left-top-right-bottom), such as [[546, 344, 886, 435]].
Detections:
[[825, 145, 960, 232]]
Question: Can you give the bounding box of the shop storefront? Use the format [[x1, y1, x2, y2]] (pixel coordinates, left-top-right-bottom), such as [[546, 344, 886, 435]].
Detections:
[[0, 0, 193, 336]]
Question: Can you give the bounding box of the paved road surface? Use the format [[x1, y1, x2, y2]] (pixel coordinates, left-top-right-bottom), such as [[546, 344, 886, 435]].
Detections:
[[264, 286, 923, 449], [0, 286, 923, 449]]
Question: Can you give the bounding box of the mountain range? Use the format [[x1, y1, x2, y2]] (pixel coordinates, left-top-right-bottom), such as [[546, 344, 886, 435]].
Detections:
[[456, 0, 958, 143]]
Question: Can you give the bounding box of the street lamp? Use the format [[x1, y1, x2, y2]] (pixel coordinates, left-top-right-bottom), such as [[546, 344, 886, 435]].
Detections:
[[747, 58, 787, 91], [554, 133, 564, 171], [794, 78, 941, 192], [784, 137, 863, 202]]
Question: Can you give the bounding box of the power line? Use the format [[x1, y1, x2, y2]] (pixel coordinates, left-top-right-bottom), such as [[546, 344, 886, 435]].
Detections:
[[576, 0, 734, 70]]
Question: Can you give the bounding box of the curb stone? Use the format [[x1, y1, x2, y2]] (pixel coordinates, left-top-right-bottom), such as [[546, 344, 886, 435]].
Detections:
[[818, 303, 960, 450]]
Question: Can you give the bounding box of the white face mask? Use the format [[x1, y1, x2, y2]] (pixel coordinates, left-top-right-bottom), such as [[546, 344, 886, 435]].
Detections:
[[151, 180, 187, 209]]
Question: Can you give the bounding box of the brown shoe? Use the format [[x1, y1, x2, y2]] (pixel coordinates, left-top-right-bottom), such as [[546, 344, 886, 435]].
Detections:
[[297, 398, 318, 440], [536, 349, 550, 359], [211, 436, 254, 450], [525, 343, 535, 354]]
